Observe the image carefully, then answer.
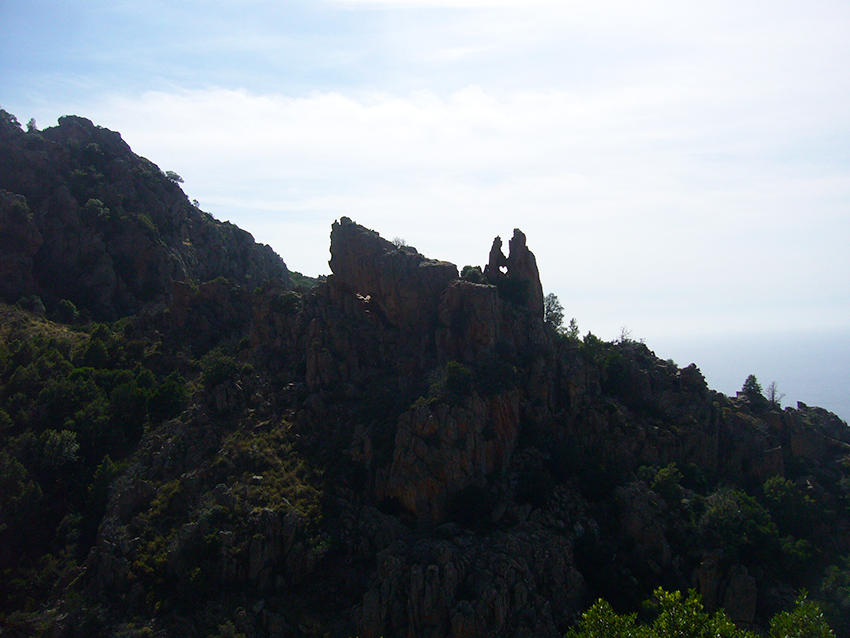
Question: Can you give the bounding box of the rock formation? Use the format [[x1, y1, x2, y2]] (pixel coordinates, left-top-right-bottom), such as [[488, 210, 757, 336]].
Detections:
[[328, 216, 458, 329], [0, 110, 289, 318], [484, 229, 545, 318], [377, 390, 521, 522], [3, 110, 849, 638]]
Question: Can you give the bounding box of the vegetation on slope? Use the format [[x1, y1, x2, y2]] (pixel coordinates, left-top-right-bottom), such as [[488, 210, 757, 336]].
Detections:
[[2, 110, 850, 638]]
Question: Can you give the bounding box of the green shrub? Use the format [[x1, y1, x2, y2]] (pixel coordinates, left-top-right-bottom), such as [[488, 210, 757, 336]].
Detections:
[[567, 588, 749, 638], [579, 331, 607, 364], [109, 381, 149, 444], [543, 292, 564, 331], [567, 588, 835, 637], [820, 554, 850, 634], [80, 339, 108, 369], [271, 291, 301, 314], [210, 620, 247, 638], [148, 372, 186, 422], [39, 429, 80, 469], [200, 348, 237, 390], [697, 487, 779, 564], [762, 476, 820, 538], [422, 361, 474, 405], [638, 463, 684, 504], [565, 598, 640, 638], [81, 198, 110, 224], [742, 374, 762, 399], [444, 361, 473, 397], [769, 593, 834, 638], [460, 265, 484, 283], [564, 317, 580, 341], [55, 299, 79, 324], [741, 374, 768, 411], [648, 588, 749, 638]]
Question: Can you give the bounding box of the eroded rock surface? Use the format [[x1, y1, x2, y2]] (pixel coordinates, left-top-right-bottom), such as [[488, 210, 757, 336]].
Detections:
[[328, 217, 458, 329]]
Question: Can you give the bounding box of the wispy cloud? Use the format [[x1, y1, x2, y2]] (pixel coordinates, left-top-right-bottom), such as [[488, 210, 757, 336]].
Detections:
[[79, 74, 848, 344], [3, 0, 849, 346]]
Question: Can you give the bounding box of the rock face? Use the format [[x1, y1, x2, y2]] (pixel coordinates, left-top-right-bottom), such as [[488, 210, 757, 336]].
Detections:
[[354, 527, 584, 638], [0, 189, 43, 300], [484, 229, 545, 318], [0, 110, 289, 318], [328, 217, 458, 329], [436, 280, 501, 362], [378, 390, 521, 523], [9, 111, 848, 638]]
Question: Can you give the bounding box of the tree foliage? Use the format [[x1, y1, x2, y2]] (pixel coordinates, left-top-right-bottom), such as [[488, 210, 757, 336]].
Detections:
[[544, 292, 564, 331], [0, 308, 188, 616], [742, 374, 763, 399], [768, 593, 835, 638], [567, 588, 833, 638], [461, 264, 485, 283], [565, 317, 580, 340]]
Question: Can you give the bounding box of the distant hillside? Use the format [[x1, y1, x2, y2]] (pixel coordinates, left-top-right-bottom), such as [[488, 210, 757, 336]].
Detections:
[[1, 113, 848, 638], [0, 109, 289, 320]]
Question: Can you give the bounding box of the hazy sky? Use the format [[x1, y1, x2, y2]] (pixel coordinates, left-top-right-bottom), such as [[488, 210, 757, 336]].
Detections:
[[2, 0, 849, 415]]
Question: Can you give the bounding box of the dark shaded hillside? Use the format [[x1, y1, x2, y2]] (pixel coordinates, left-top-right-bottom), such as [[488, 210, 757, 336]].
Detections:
[[0, 110, 289, 320], [1, 113, 849, 638]]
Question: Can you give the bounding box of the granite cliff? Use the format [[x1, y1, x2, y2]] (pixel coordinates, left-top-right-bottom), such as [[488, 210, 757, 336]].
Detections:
[[1, 112, 849, 638], [80, 218, 850, 637]]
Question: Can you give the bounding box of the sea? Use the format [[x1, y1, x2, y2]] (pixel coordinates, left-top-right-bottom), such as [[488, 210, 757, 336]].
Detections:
[[650, 328, 850, 425]]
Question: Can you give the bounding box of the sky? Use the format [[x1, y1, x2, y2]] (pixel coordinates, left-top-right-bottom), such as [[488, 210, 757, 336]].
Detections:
[[2, 0, 849, 419]]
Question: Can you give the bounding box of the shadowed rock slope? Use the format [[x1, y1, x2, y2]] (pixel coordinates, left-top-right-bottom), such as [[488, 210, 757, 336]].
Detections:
[[80, 221, 850, 637], [1, 113, 849, 638], [0, 110, 289, 320]]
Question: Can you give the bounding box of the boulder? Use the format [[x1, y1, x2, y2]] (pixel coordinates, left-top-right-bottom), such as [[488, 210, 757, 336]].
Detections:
[[614, 482, 671, 571], [723, 566, 758, 626], [696, 552, 724, 611]]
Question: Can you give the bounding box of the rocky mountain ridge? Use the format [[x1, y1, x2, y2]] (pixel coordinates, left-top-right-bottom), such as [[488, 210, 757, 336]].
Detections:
[[0, 109, 289, 320], [1, 112, 848, 638], [81, 217, 850, 637]]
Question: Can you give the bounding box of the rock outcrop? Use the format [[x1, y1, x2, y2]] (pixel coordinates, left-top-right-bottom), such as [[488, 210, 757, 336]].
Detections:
[[378, 390, 521, 522], [328, 217, 458, 329], [436, 280, 501, 362], [484, 229, 544, 318], [6, 109, 849, 638], [0, 110, 290, 318], [354, 526, 584, 638]]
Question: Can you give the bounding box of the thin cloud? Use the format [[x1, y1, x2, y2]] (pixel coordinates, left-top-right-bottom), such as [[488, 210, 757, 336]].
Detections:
[[4, 0, 849, 349], [75, 79, 848, 346]]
